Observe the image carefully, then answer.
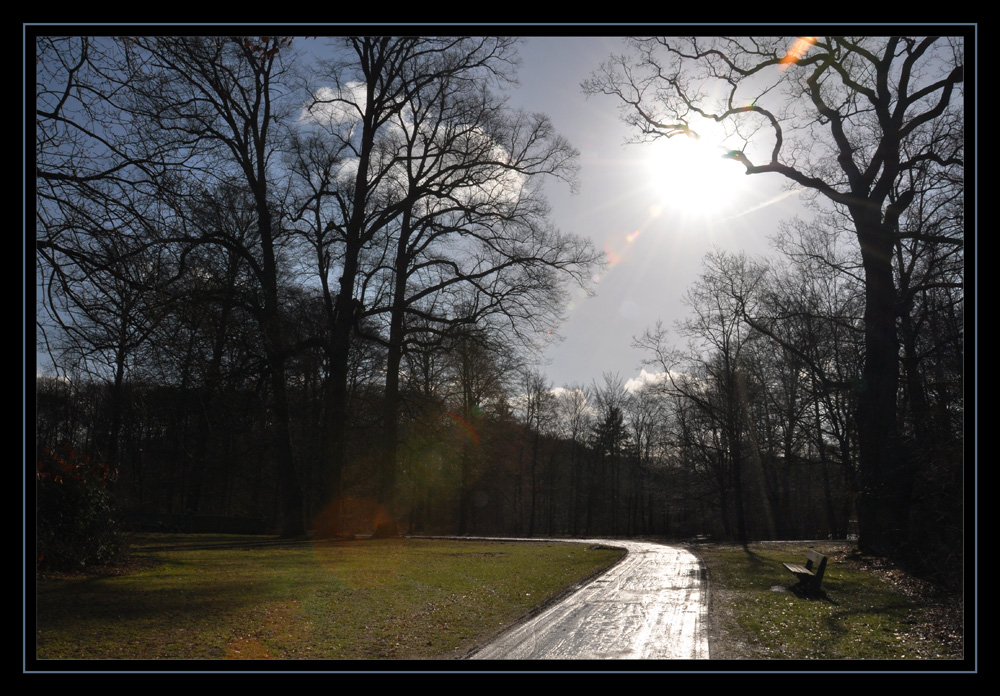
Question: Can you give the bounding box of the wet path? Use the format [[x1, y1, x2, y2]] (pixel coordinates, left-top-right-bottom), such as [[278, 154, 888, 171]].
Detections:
[[467, 539, 708, 660]]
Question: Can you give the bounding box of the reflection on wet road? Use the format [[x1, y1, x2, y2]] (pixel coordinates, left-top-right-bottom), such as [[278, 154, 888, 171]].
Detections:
[[468, 539, 708, 660]]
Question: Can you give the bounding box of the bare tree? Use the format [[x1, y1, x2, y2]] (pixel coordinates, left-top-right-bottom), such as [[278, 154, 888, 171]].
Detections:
[[295, 36, 597, 536], [36, 36, 185, 485], [120, 35, 307, 536], [292, 37, 520, 535], [586, 35, 964, 557], [624, 383, 670, 535], [514, 368, 557, 536], [589, 373, 632, 534], [443, 325, 516, 535], [555, 384, 593, 534]]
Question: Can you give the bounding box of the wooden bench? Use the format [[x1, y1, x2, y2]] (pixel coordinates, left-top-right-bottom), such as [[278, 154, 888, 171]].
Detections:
[[783, 549, 827, 594]]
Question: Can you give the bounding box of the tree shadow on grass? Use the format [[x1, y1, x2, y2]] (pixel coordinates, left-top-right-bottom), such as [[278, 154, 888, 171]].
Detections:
[[133, 533, 319, 553], [735, 545, 770, 570]]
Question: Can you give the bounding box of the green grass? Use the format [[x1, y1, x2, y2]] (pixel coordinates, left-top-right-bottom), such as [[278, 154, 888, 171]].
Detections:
[[35, 536, 963, 662], [694, 542, 963, 660], [34, 534, 625, 660]]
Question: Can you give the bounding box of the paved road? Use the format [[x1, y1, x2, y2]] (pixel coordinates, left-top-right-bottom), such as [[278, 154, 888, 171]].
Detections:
[[467, 539, 708, 660]]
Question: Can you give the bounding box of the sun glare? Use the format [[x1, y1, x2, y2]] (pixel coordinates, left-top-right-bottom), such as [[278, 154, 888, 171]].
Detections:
[[643, 134, 746, 218]]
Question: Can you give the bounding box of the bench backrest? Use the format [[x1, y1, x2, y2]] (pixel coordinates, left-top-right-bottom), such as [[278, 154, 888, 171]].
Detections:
[[805, 550, 828, 581]]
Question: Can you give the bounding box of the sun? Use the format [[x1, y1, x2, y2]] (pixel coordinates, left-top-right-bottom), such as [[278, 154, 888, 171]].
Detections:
[[642, 133, 747, 218]]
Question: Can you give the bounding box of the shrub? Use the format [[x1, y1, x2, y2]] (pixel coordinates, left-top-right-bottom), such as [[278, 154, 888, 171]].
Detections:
[[36, 445, 129, 572]]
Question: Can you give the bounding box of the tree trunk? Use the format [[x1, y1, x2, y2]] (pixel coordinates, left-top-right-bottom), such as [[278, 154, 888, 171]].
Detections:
[[260, 209, 305, 538], [854, 219, 905, 556], [373, 247, 409, 539]]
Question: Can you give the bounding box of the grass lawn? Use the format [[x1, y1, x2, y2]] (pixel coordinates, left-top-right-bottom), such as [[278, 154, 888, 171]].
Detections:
[[34, 534, 624, 660], [34, 536, 965, 663], [693, 541, 964, 661]]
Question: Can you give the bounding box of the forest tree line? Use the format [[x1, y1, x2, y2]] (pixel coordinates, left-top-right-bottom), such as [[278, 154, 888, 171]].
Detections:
[[35, 35, 963, 587]]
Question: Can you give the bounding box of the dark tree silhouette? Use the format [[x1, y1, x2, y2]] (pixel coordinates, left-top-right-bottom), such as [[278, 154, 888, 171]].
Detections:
[[586, 36, 964, 559], [112, 36, 307, 536], [294, 36, 597, 537]]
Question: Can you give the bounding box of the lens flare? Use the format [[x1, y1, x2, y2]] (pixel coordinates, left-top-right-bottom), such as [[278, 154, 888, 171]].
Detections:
[[604, 228, 642, 268], [780, 37, 817, 70], [446, 412, 480, 446]]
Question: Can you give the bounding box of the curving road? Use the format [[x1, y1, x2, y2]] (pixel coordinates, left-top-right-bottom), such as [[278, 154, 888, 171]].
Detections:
[[467, 539, 708, 660]]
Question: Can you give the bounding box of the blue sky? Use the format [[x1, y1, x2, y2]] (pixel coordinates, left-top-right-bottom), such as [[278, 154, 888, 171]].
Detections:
[[33, 33, 817, 392], [503, 36, 813, 390]]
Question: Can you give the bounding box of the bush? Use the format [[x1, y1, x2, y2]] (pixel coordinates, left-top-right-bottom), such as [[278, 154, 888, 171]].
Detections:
[[36, 445, 129, 572]]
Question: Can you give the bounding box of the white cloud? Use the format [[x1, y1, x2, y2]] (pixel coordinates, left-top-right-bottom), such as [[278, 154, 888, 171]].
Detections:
[[301, 83, 367, 130], [549, 385, 579, 399], [624, 369, 670, 393], [301, 84, 527, 211]]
